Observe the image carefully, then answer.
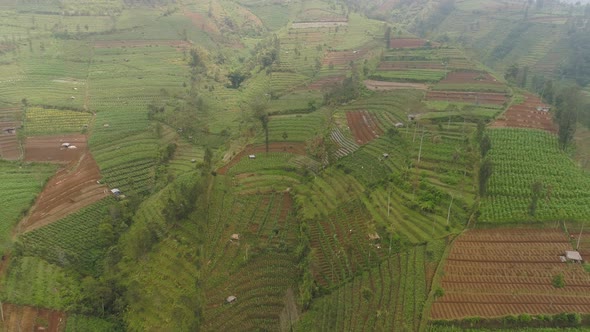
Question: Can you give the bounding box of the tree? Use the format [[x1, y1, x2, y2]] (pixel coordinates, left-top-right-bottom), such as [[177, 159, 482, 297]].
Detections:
[[252, 100, 270, 153], [528, 181, 544, 216], [555, 87, 579, 150], [227, 70, 247, 89], [384, 25, 392, 49], [478, 158, 493, 197], [480, 134, 491, 157]]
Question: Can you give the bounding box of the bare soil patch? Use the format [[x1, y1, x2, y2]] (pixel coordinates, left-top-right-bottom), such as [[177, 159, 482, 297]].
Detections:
[[17, 152, 108, 233], [217, 142, 307, 175], [306, 75, 344, 90], [431, 228, 590, 320], [346, 110, 382, 145], [24, 134, 87, 163], [491, 93, 556, 133], [364, 80, 428, 91], [0, 303, 65, 332], [426, 91, 508, 105], [0, 121, 21, 160], [184, 11, 220, 35], [438, 71, 501, 85]]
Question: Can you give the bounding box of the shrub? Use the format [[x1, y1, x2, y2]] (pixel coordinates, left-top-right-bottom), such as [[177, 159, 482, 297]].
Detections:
[[552, 273, 565, 288]]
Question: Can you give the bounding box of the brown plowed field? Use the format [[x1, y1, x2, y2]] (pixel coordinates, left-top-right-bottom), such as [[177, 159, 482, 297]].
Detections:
[[93, 40, 191, 49], [431, 228, 590, 320], [426, 91, 508, 105], [217, 142, 307, 175], [322, 48, 369, 66], [306, 75, 344, 90], [0, 121, 21, 160], [364, 80, 428, 91], [17, 152, 108, 233], [346, 110, 382, 145], [491, 93, 556, 133], [439, 71, 501, 85], [24, 134, 87, 163], [389, 38, 439, 49], [0, 303, 65, 332]]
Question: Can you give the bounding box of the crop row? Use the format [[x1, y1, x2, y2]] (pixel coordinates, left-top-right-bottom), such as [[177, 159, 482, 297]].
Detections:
[[18, 198, 114, 275]]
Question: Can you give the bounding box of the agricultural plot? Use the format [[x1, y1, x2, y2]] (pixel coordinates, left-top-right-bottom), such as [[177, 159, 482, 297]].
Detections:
[[491, 93, 556, 133], [0, 107, 22, 159], [24, 108, 91, 136], [423, 101, 503, 122], [390, 38, 436, 49], [264, 111, 326, 143], [17, 152, 107, 233], [370, 69, 448, 83], [307, 200, 382, 287], [18, 198, 114, 276], [294, 167, 365, 220], [306, 75, 345, 91], [433, 71, 507, 93], [364, 80, 429, 91], [346, 110, 383, 145], [0, 161, 56, 248], [0, 303, 65, 332], [479, 128, 590, 223], [202, 185, 299, 332], [431, 228, 590, 320], [299, 240, 446, 331], [0, 256, 81, 310], [426, 91, 508, 106], [217, 142, 308, 175], [24, 134, 86, 163], [330, 126, 359, 159]]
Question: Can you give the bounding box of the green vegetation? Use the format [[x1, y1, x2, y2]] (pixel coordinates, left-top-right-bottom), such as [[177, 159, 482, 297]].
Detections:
[[0, 161, 56, 250], [480, 129, 590, 223], [1, 0, 590, 330]]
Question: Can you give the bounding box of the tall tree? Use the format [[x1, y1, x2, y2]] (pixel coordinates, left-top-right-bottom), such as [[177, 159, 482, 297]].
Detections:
[[478, 158, 493, 197]]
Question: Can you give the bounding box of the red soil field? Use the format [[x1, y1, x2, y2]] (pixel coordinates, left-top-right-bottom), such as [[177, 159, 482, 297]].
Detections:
[[183, 11, 220, 35], [306, 75, 344, 90], [17, 152, 108, 233], [491, 93, 556, 133], [0, 121, 21, 160], [431, 228, 590, 320], [0, 303, 65, 332], [346, 110, 382, 145], [426, 91, 508, 105], [93, 40, 190, 49], [24, 134, 87, 163], [364, 79, 428, 91], [322, 48, 369, 66], [217, 142, 307, 175], [438, 71, 502, 85]]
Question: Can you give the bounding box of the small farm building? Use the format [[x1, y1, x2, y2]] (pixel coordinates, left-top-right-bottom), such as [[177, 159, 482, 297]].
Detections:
[[226, 296, 237, 303], [230, 234, 240, 241], [248, 155, 256, 159], [565, 251, 583, 263], [61, 142, 70, 148], [536, 106, 551, 112], [3, 127, 16, 134], [382, 153, 389, 159], [110, 188, 122, 196], [68, 145, 77, 149], [395, 122, 404, 128], [408, 114, 416, 121]]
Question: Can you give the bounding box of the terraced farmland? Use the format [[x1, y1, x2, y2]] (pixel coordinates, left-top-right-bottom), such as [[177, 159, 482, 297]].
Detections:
[[299, 240, 447, 331], [431, 228, 590, 320], [480, 128, 590, 223], [491, 93, 556, 133]]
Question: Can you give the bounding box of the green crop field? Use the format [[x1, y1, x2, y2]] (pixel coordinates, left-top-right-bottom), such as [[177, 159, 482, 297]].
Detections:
[[24, 107, 92, 135], [480, 128, 590, 223], [0, 161, 56, 250], [1, 0, 590, 330], [17, 198, 115, 276]]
